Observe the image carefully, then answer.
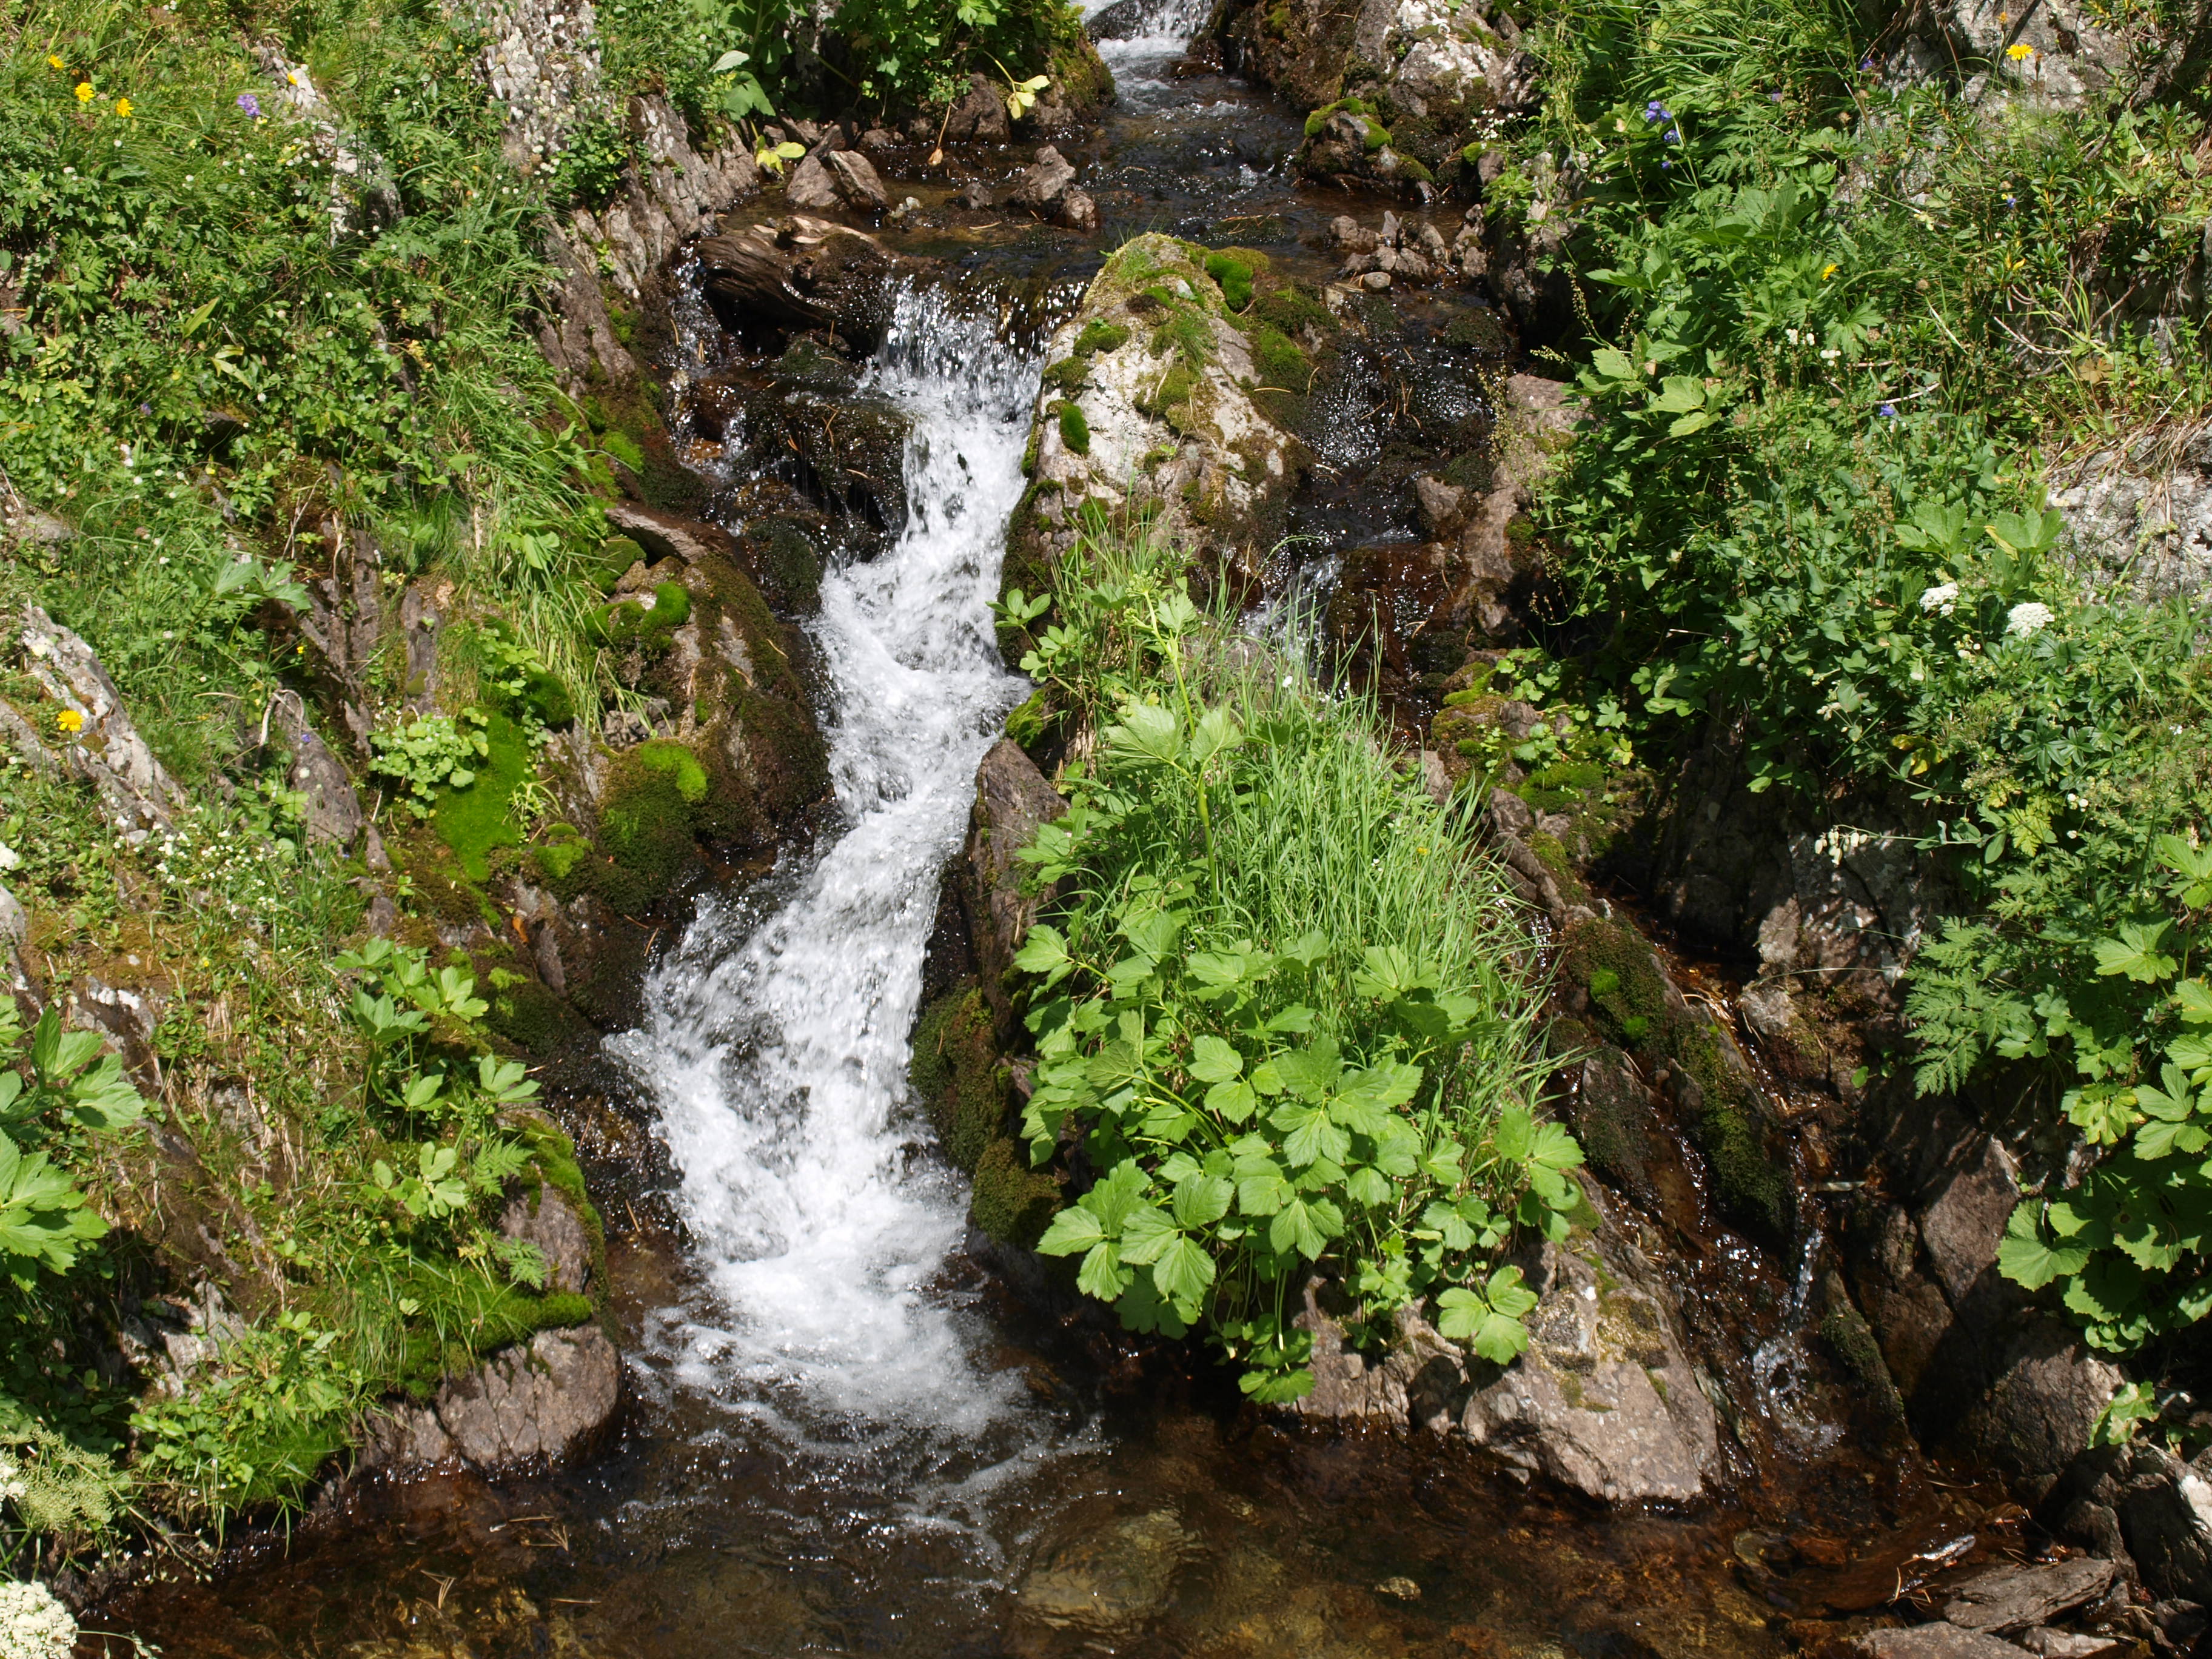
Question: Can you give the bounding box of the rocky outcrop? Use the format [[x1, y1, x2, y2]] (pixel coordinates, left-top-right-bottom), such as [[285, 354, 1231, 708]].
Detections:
[[266, 689, 364, 849], [786, 146, 890, 214], [2051, 433, 2212, 603], [538, 95, 763, 397], [1003, 234, 1315, 605], [2043, 1441, 2212, 1606], [1880, 0, 2132, 109], [1295, 1181, 1721, 1503], [484, 0, 604, 175], [19, 606, 190, 837]]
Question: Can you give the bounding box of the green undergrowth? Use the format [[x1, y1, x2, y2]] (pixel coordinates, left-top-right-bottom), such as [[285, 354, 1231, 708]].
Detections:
[[987, 522, 1582, 1399], [1509, 0, 2212, 1357]]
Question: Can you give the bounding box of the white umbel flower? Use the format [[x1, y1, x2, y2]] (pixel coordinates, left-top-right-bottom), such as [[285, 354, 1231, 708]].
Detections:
[[2006, 601, 2054, 637], [0, 1580, 79, 1659], [1919, 581, 1959, 615]]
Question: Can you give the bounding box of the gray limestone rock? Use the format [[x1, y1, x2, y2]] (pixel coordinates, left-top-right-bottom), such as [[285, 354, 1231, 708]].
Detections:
[[267, 691, 364, 848], [785, 153, 841, 211], [1295, 1184, 1720, 1505], [361, 1324, 620, 1474], [19, 605, 189, 834], [498, 1182, 595, 1296], [825, 149, 888, 212]]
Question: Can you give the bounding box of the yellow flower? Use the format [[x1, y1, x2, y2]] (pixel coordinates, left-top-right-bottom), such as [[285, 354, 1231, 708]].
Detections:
[[1820, 262, 1840, 280], [115, 97, 132, 117], [73, 81, 93, 102], [47, 53, 64, 70], [57, 709, 84, 734], [2006, 41, 2034, 58]]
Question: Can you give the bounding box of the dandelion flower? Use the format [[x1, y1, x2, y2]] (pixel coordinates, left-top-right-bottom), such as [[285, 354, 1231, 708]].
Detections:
[[46, 53, 64, 70], [115, 97, 132, 116], [2005, 601, 2053, 637], [2006, 41, 2034, 59], [1820, 262, 1839, 279], [56, 708, 85, 734], [1919, 581, 1959, 615], [74, 81, 93, 102]]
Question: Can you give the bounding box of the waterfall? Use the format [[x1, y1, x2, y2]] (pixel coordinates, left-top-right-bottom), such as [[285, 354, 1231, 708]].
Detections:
[[609, 286, 1037, 1440]]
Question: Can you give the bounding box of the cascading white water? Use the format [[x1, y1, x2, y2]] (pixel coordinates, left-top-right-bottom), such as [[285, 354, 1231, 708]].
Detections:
[[609, 285, 1037, 1440]]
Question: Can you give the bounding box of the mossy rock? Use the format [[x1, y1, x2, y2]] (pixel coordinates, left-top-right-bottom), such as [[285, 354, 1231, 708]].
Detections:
[[909, 984, 1008, 1175], [430, 708, 532, 884], [1054, 399, 1091, 455], [485, 968, 577, 1055], [743, 516, 828, 614], [968, 1134, 1059, 1248], [596, 745, 700, 912], [591, 579, 692, 648]]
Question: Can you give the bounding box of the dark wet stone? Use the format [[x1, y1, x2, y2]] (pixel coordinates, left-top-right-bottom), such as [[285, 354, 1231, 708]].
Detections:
[[1848, 1626, 2033, 1659]]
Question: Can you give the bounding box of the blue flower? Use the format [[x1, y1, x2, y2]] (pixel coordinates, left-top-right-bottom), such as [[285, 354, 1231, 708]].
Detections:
[[1644, 99, 1671, 124], [2004, 193, 2017, 207], [1879, 403, 1898, 418], [1661, 157, 1674, 169], [1769, 90, 1784, 102], [236, 91, 262, 118], [1665, 127, 1680, 142]]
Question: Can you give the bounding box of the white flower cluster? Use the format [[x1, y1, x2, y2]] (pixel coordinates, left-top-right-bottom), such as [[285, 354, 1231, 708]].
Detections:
[[1919, 582, 1960, 615], [0, 1580, 78, 1659], [2005, 601, 2054, 638], [0, 1453, 22, 1504], [141, 820, 295, 928]]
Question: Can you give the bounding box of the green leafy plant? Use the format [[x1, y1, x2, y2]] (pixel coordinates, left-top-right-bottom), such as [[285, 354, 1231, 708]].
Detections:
[[367, 709, 492, 818], [0, 1007, 147, 1283], [1008, 535, 1575, 1399]]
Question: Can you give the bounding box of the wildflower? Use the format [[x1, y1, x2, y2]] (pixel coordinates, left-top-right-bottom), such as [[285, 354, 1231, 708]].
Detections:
[[47, 53, 64, 70], [2006, 41, 2034, 59], [56, 708, 84, 734], [115, 97, 132, 116], [1919, 581, 1959, 615], [0, 845, 17, 871], [236, 91, 262, 118], [1665, 127, 1681, 143], [1662, 157, 1674, 169], [74, 82, 93, 102], [1820, 347, 1841, 361], [1769, 90, 1784, 102], [2005, 600, 2054, 637], [1644, 99, 1671, 124], [1879, 402, 1899, 418]]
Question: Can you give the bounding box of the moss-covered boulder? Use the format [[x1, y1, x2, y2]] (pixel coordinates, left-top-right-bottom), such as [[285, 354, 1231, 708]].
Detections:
[[1002, 235, 1338, 628], [910, 980, 1062, 1249]]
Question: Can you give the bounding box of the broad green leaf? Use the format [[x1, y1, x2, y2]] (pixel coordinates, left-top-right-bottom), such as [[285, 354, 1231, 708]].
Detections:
[[2094, 922, 2178, 984], [1152, 1234, 1216, 1307], [1171, 1171, 1233, 1230], [1995, 1204, 2092, 1290], [1118, 1202, 1178, 1265], [1205, 1079, 1258, 1124], [1188, 1035, 1243, 1084], [1076, 1240, 1132, 1299], [1037, 1206, 1106, 1256]]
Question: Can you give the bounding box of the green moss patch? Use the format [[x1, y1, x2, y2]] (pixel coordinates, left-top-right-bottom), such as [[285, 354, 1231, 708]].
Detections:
[[430, 708, 532, 883], [1055, 399, 1091, 455]]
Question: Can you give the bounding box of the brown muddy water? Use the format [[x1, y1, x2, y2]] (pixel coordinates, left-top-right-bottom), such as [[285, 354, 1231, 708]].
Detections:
[[95, 19, 2049, 1657]]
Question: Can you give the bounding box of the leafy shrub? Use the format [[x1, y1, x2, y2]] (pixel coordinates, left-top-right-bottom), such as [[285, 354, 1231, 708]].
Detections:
[[367, 709, 492, 818], [1004, 528, 1577, 1399], [0, 1007, 147, 1283]]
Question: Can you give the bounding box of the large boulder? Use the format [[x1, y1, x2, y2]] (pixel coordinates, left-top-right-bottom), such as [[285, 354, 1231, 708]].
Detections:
[[1295, 1182, 1722, 1505], [1002, 235, 1317, 610], [360, 1324, 621, 1474], [2042, 1441, 2212, 1606], [2050, 432, 2212, 603]]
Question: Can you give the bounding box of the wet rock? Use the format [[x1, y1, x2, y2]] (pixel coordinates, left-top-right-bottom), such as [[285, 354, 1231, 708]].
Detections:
[[956, 739, 1064, 1041], [694, 216, 907, 352], [784, 153, 842, 210], [1006, 145, 1098, 232], [953, 179, 995, 210], [2043, 1442, 2212, 1606], [1847, 1626, 2035, 1659], [939, 72, 1011, 142], [542, 94, 761, 397], [1016, 1508, 1192, 1629], [859, 127, 900, 155], [2016, 1633, 2128, 1659], [1942, 1559, 2117, 1634], [826, 150, 887, 211], [361, 1324, 621, 1475], [19, 605, 189, 834], [1296, 1183, 1720, 1505]]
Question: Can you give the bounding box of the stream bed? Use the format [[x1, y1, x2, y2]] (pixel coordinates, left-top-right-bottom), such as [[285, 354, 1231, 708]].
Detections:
[[98, 19, 2035, 1659]]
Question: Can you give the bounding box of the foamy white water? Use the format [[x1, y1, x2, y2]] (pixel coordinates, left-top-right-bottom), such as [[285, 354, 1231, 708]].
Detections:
[[610, 286, 1036, 1438], [1084, 0, 1218, 110]]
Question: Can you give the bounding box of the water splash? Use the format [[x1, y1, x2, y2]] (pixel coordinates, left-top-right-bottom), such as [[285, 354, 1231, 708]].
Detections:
[[610, 284, 1036, 1441]]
